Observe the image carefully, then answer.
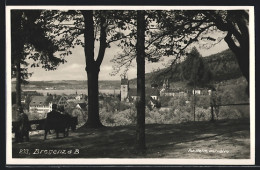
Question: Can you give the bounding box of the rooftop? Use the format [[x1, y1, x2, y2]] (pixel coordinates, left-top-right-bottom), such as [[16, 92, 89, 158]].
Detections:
[[30, 96, 52, 106], [128, 88, 160, 97]]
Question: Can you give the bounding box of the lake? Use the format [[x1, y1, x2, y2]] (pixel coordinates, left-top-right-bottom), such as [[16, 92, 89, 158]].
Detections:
[[24, 89, 121, 96]]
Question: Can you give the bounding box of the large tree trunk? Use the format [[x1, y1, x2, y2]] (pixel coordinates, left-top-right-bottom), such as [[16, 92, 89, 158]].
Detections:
[[136, 10, 146, 152], [85, 64, 103, 128], [224, 33, 249, 83], [193, 87, 196, 122], [81, 10, 104, 128], [12, 10, 23, 115], [224, 10, 249, 95], [206, 10, 249, 87], [15, 58, 22, 110]]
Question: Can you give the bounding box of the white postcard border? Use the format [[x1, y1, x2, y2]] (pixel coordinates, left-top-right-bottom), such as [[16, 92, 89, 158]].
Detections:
[[5, 5, 255, 165]]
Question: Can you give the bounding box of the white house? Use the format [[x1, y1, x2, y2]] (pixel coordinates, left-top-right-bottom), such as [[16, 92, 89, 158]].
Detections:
[[29, 96, 52, 114]]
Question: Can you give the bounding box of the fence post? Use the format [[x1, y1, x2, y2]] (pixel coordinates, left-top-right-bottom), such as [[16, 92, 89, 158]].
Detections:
[[210, 105, 215, 122]]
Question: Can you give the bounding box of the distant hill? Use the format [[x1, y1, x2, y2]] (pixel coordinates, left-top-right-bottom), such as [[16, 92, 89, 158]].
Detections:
[[14, 80, 121, 91], [131, 49, 243, 87], [203, 49, 243, 81]]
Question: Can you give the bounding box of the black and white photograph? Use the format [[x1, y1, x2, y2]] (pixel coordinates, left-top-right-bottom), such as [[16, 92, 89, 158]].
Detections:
[[5, 5, 255, 165]]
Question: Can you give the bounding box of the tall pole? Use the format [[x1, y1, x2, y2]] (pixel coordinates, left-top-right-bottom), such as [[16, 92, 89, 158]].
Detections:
[[193, 82, 196, 122], [136, 10, 146, 152]]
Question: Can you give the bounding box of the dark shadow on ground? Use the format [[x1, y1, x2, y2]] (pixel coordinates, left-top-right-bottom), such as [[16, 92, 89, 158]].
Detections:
[[12, 118, 250, 159]]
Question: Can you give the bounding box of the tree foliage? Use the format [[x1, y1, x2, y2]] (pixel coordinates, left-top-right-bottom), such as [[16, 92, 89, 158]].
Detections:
[[11, 10, 64, 109], [11, 10, 64, 76], [111, 10, 249, 82], [181, 47, 211, 87], [151, 10, 249, 84], [37, 10, 140, 127]]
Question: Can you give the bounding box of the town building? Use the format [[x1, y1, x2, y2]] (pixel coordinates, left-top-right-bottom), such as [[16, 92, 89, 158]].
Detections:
[[192, 88, 212, 95], [67, 91, 86, 102], [120, 76, 129, 101], [160, 79, 188, 97], [29, 94, 70, 114], [21, 91, 39, 104], [120, 77, 160, 102], [120, 77, 212, 106], [52, 95, 69, 109], [29, 96, 52, 113]]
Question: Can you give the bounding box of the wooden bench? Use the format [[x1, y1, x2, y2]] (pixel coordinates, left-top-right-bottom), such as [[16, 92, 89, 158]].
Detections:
[[12, 117, 78, 132]]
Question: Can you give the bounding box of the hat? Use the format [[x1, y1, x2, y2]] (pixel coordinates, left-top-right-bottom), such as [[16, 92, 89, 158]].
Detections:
[[52, 104, 58, 110]]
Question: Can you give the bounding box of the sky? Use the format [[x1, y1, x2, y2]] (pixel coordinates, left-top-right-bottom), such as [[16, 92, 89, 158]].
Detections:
[[25, 36, 229, 81]]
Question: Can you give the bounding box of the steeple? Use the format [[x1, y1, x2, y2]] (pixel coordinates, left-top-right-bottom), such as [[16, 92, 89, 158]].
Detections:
[[121, 75, 128, 85], [121, 75, 129, 101]]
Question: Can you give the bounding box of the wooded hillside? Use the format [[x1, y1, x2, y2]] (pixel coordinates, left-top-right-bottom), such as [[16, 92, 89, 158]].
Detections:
[[139, 49, 243, 86]]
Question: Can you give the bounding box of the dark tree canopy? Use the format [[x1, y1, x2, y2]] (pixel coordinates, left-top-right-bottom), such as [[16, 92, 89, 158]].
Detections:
[[151, 10, 249, 84], [11, 10, 64, 73], [181, 47, 212, 87], [11, 10, 64, 109]]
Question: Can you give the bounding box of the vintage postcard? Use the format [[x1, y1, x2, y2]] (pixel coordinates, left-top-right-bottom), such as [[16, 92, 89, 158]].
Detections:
[[6, 5, 255, 165]]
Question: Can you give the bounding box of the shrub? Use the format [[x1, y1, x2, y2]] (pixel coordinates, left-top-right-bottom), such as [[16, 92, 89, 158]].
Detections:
[[100, 107, 136, 126], [196, 95, 211, 109], [217, 105, 249, 120], [146, 109, 166, 124], [195, 107, 211, 121]]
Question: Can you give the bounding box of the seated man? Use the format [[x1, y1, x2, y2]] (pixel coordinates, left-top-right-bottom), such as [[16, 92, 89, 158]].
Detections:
[[44, 104, 70, 140], [15, 107, 30, 142], [47, 104, 61, 119]]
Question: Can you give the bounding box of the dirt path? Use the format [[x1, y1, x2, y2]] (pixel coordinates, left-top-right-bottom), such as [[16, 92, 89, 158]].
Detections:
[[12, 118, 250, 159]]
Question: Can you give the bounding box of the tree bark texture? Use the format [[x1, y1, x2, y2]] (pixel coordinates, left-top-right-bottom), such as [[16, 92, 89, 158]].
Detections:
[[193, 88, 196, 122], [81, 10, 105, 128], [225, 11, 249, 95], [86, 65, 103, 128], [15, 59, 22, 109], [11, 11, 24, 112], [216, 11, 249, 84], [203, 10, 249, 88], [136, 10, 146, 152], [210, 105, 215, 122]]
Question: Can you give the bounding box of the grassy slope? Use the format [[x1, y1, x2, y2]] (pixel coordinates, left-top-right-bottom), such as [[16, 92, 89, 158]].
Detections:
[[13, 118, 250, 159]]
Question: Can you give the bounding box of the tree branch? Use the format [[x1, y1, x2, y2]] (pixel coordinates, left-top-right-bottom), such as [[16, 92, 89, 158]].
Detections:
[[81, 10, 95, 69], [96, 12, 107, 67], [224, 32, 240, 57]]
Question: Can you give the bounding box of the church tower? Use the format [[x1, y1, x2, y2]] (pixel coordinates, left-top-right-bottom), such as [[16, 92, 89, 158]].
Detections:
[[121, 75, 129, 101]]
